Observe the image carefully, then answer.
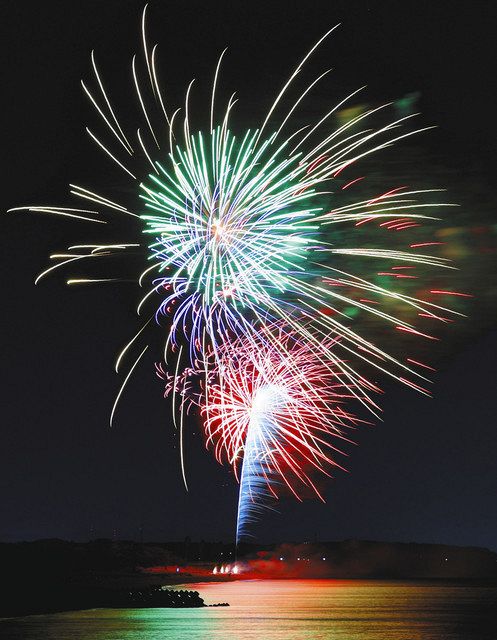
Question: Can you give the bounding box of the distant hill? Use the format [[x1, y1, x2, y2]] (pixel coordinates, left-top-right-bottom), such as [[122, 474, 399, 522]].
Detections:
[[235, 539, 497, 580], [1, 537, 496, 581]]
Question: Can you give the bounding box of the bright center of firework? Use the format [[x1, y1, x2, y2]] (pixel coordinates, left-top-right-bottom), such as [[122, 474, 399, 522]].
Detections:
[[139, 127, 318, 328], [211, 218, 223, 237], [250, 384, 288, 418]]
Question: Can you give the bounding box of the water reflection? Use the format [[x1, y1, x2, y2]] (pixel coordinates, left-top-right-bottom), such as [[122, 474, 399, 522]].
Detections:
[[1, 580, 496, 640]]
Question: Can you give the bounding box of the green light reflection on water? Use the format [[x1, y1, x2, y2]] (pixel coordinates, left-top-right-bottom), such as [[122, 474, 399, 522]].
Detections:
[[1, 580, 496, 640]]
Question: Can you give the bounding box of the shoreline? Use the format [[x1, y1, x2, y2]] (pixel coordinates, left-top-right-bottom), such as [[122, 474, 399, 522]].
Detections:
[[2, 576, 497, 620]]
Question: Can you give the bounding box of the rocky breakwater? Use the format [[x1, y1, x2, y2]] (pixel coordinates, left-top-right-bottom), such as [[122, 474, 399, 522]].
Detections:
[[121, 587, 206, 607], [110, 586, 229, 608]]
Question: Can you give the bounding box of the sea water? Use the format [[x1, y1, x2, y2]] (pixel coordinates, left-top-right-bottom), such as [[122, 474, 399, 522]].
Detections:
[[1, 579, 496, 639]]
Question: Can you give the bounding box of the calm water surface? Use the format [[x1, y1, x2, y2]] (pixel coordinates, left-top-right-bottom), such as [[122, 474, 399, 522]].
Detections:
[[1, 580, 496, 639]]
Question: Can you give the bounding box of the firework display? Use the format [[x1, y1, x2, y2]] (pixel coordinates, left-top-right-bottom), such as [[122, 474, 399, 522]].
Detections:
[[200, 326, 373, 542], [11, 7, 463, 540]]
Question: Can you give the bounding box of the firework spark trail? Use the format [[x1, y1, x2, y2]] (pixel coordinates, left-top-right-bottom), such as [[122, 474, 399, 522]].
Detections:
[[139, 127, 456, 369], [186, 324, 375, 535], [235, 385, 285, 543], [9, 7, 465, 538], [8, 6, 462, 405]]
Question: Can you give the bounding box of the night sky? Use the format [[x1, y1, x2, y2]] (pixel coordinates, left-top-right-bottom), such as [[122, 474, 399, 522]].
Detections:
[[2, 0, 496, 549]]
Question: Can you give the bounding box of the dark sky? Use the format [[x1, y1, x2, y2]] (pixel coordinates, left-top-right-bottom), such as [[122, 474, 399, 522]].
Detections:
[[2, 0, 496, 549]]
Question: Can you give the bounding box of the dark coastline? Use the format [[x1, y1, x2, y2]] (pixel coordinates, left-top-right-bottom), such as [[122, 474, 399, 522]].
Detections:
[[0, 586, 208, 619], [1, 538, 496, 618]]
